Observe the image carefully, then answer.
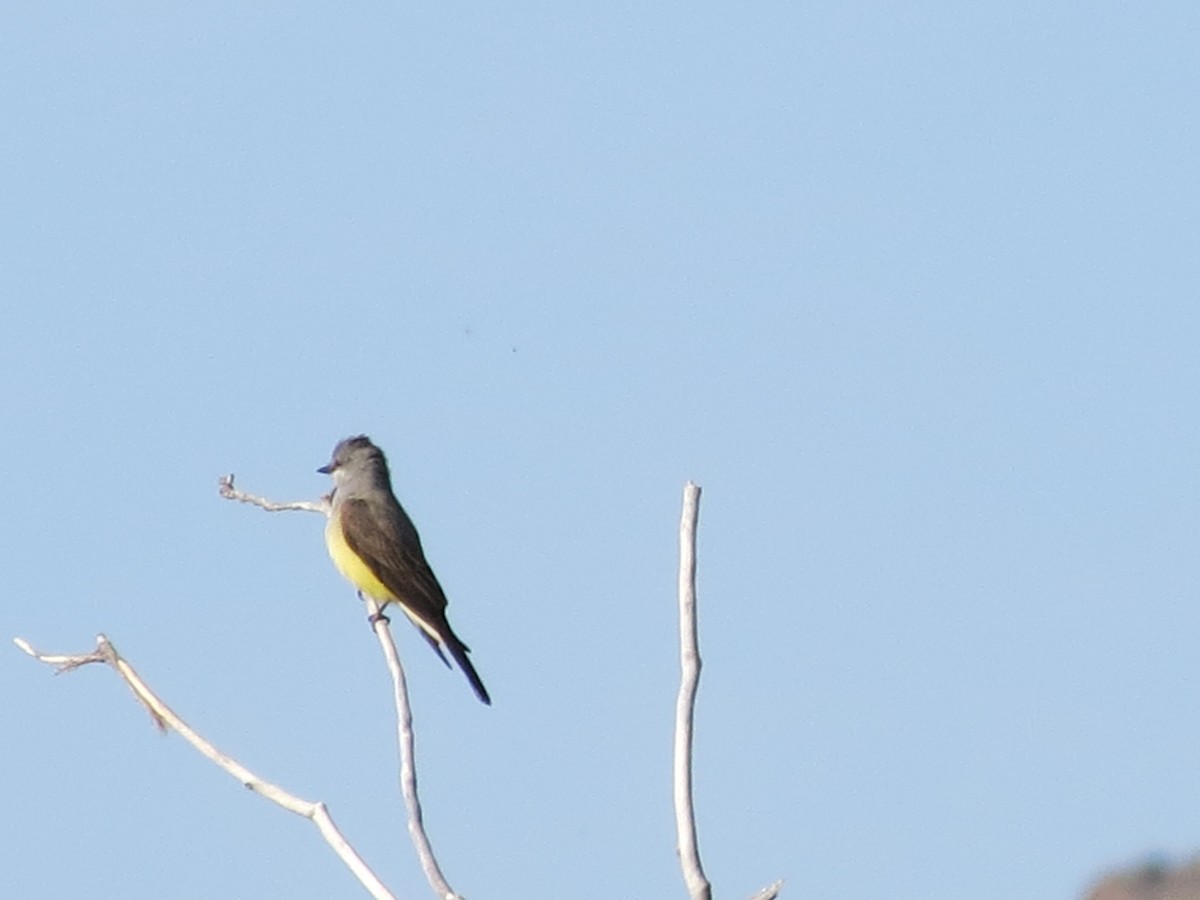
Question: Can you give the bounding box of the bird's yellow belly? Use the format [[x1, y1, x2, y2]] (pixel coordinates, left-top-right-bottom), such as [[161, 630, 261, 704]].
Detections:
[[325, 516, 395, 603]]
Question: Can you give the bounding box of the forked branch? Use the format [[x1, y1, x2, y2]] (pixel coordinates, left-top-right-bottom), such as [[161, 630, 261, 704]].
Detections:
[[13, 635, 396, 900], [220, 473, 462, 900]]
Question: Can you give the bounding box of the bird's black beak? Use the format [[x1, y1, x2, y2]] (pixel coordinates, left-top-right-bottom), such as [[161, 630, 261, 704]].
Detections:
[[317, 463, 334, 474]]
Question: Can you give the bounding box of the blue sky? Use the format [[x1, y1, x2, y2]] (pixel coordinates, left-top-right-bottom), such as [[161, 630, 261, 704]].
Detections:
[[3, 3, 1199, 898]]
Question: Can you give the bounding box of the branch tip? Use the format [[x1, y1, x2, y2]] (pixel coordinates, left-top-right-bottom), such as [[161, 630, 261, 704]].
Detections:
[[748, 879, 784, 900]]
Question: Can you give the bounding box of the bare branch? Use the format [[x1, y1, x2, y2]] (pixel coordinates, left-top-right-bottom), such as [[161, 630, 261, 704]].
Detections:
[[669, 485, 783, 900], [366, 599, 463, 900], [674, 482, 711, 900], [747, 880, 784, 900], [14, 635, 397, 900], [218, 473, 330, 515]]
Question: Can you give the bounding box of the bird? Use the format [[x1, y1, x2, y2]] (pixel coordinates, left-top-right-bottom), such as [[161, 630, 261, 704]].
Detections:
[[318, 435, 491, 704]]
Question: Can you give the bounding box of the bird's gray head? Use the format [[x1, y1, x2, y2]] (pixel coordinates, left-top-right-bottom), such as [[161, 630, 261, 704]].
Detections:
[[317, 435, 389, 487]]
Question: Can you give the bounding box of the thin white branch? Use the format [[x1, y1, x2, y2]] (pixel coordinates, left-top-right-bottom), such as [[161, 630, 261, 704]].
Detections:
[[218, 473, 330, 515], [14, 635, 397, 900], [674, 482, 711, 900], [747, 880, 784, 900], [367, 599, 462, 900], [669, 484, 783, 900]]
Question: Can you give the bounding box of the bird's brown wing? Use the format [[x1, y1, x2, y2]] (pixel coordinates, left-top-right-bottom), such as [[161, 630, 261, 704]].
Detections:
[[338, 495, 491, 705], [339, 496, 449, 622]]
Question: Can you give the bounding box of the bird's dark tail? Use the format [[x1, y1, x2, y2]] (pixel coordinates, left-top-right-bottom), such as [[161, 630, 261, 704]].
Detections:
[[443, 629, 491, 705], [392, 603, 491, 704]]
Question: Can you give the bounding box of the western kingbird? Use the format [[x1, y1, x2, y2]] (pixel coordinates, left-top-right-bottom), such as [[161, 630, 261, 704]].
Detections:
[[318, 435, 491, 705]]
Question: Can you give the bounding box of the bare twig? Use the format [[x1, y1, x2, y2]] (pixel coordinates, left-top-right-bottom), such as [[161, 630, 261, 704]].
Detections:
[[220, 476, 462, 900], [218, 473, 330, 515], [674, 482, 710, 900], [747, 880, 784, 900], [14, 635, 397, 900], [367, 599, 462, 900]]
